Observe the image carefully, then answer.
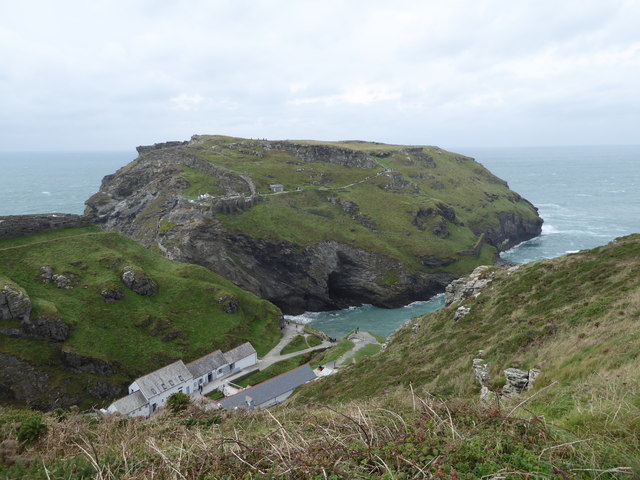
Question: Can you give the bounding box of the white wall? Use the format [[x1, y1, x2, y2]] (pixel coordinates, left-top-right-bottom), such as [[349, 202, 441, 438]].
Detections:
[[233, 353, 257, 372]]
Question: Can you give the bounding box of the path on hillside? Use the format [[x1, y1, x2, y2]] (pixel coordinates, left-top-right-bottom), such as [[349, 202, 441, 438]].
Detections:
[[200, 322, 331, 396], [334, 331, 381, 367]]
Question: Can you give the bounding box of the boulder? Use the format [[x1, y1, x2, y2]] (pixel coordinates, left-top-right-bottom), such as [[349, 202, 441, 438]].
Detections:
[[454, 306, 470, 321], [121, 266, 158, 296], [472, 358, 490, 386], [101, 288, 123, 304], [502, 368, 540, 397], [52, 274, 73, 289], [0, 283, 31, 321], [445, 266, 496, 306]]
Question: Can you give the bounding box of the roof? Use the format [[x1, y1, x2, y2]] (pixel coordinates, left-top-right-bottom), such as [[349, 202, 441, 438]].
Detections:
[[218, 364, 316, 409], [224, 342, 256, 364], [110, 390, 147, 415], [186, 349, 227, 378], [134, 360, 192, 399]]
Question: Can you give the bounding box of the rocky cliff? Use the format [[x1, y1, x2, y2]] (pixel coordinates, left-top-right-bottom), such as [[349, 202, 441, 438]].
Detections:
[[86, 135, 542, 314]]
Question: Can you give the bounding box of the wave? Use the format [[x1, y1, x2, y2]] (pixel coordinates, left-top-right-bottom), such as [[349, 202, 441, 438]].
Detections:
[[41, 191, 52, 195], [541, 224, 560, 235], [575, 193, 593, 197]]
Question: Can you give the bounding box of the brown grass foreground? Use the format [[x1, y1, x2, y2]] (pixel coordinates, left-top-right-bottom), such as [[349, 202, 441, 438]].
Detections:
[[1, 387, 633, 479]]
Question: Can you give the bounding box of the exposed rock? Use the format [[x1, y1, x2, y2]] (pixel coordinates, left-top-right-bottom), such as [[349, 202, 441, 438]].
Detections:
[[52, 274, 73, 289], [454, 306, 470, 321], [502, 368, 540, 398], [0, 213, 89, 241], [60, 350, 114, 376], [121, 266, 158, 296], [445, 266, 496, 306], [472, 358, 490, 386], [85, 136, 542, 314], [40, 265, 54, 284], [87, 380, 123, 400], [218, 296, 239, 314], [480, 386, 498, 403], [101, 288, 123, 304], [20, 316, 69, 342], [0, 283, 31, 321]]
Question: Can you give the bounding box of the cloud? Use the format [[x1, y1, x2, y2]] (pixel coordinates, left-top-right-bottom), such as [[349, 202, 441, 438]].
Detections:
[[0, 0, 639, 149]]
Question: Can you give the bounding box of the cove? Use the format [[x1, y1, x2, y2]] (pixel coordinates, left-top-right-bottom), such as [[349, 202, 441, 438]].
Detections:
[[284, 294, 445, 339]]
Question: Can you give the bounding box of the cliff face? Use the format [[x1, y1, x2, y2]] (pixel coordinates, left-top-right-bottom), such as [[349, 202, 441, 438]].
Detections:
[[85, 135, 542, 314]]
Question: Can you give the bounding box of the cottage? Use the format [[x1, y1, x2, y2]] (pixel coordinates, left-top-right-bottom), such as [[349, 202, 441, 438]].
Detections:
[[106, 343, 258, 417], [217, 364, 316, 410], [269, 184, 284, 193]]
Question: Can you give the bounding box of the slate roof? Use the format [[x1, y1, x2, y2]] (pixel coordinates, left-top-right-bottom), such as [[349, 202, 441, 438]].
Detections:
[[224, 342, 256, 364], [186, 350, 227, 378], [110, 390, 147, 415], [134, 360, 192, 399], [218, 364, 316, 409]]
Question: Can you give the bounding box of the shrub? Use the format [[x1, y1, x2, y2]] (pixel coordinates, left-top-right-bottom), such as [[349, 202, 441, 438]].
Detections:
[[17, 417, 47, 445], [166, 392, 190, 414]]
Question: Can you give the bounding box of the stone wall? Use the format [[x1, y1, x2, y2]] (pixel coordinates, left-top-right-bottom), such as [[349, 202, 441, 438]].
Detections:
[[0, 214, 89, 240]]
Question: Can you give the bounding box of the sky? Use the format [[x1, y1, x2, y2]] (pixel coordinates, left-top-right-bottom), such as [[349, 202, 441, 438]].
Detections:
[[1, 0, 639, 151]]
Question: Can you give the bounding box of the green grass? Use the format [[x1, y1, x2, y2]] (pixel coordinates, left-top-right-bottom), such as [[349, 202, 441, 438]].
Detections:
[[0, 227, 283, 409], [293, 234, 640, 469], [280, 334, 323, 355], [310, 339, 354, 367], [351, 343, 382, 363], [167, 136, 542, 275]]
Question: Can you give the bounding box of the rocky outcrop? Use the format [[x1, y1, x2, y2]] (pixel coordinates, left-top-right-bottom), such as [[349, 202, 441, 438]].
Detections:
[[121, 266, 158, 296], [472, 356, 540, 402], [101, 288, 123, 304], [0, 214, 89, 241], [85, 136, 542, 314], [19, 316, 68, 342], [445, 266, 496, 306], [0, 283, 31, 321], [60, 350, 114, 376], [502, 368, 540, 398]]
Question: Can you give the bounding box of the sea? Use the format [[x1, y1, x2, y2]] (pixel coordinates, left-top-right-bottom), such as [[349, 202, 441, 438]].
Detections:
[[1, 146, 639, 338]]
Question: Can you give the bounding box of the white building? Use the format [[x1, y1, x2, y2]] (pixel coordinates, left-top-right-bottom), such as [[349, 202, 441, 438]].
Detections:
[[106, 342, 257, 417]]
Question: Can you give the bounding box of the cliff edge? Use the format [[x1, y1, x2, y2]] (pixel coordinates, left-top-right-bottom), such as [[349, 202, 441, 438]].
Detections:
[[85, 135, 542, 313]]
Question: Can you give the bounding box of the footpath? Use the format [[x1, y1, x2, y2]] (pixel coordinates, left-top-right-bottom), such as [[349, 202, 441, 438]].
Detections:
[[200, 322, 332, 396]]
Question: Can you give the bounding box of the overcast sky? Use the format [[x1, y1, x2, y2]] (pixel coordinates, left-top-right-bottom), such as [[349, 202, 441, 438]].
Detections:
[[1, 0, 639, 151]]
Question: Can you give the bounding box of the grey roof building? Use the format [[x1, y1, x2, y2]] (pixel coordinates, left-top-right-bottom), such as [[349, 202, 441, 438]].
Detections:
[[133, 360, 193, 399], [108, 390, 147, 416], [217, 364, 317, 410], [186, 350, 227, 378], [224, 342, 256, 365]]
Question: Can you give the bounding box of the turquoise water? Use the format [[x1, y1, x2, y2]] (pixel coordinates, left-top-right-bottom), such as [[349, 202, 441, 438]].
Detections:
[[2, 146, 639, 338], [291, 145, 640, 337]]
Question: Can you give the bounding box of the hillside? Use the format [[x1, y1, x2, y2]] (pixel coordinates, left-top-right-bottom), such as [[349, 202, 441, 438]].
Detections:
[[85, 135, 542, 313], [0, 227, 282, 410], [293, 234, 640, 469], [1, 236, 638, 478]]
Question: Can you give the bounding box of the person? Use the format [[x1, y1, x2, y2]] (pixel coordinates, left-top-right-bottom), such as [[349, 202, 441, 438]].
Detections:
[[198, 384, 203, 394]]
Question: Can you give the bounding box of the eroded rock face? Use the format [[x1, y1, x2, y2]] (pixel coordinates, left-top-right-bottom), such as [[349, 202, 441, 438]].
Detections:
[[60, 350, 114, 376], [0, 283, 31, 321], [20, 317, 69, 342], [121, 266, 158, 296], [502, 368, 540, 398], [445, 266, 496, 306], [85, 137, 542, 314]]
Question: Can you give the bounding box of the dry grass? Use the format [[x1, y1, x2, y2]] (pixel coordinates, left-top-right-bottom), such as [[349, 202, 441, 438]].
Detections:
[[2, 388, 635, 479]]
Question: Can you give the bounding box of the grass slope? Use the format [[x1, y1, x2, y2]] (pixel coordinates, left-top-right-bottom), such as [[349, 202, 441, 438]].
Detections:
[[169, 136, 539, 275], [296, 234, 640, 471], [0, 227, 282, 408]]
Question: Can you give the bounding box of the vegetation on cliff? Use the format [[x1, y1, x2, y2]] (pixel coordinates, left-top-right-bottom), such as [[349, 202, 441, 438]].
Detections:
[[85, 135, 542, 313], [0, 227, 282, 410], [1, 235, 638, 478]]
